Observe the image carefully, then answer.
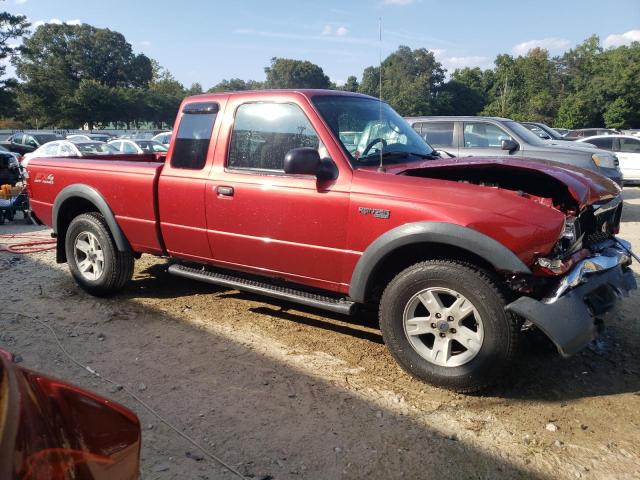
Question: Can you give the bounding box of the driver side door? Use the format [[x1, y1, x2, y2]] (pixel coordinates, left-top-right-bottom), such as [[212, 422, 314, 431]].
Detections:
[[206, 100, 352, 292]]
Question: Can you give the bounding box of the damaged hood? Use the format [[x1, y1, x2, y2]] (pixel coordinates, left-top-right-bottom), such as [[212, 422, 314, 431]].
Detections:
[[389, 156, 620, 210]]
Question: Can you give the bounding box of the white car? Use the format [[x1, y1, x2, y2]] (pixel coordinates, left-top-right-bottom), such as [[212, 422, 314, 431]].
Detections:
[[578, 135, 640, 184], [152, 131, 172, 145], [67, 133, 113, 143], [108, 139, 168, 154], [21, 140, 117, 168]]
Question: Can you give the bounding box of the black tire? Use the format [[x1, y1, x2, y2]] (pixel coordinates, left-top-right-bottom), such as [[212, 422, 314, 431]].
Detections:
[[65, 212, 134, 296], [379, 260, 518, 393]]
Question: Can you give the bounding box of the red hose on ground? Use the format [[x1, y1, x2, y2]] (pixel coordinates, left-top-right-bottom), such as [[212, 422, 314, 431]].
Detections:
[[0, 233, 56, 254]]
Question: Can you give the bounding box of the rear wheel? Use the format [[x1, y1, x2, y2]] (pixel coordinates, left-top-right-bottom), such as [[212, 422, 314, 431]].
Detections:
[[65, 212, 134, 296], [379, 260, 518, 392]]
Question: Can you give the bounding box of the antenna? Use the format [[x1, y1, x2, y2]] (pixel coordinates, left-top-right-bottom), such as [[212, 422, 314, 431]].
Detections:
[[377, 17, 385, 173]]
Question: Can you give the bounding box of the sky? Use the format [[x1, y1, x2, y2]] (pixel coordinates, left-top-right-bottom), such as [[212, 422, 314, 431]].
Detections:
[[3, 0, 640, 88]]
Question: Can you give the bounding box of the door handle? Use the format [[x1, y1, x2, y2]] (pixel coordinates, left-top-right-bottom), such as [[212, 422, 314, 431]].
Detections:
[[216, 185, 234, 196]]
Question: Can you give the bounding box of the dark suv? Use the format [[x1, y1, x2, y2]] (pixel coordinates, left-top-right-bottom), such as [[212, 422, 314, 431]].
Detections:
[[0, 132, 60, 156], [0, 150, 20, 185], [406, 116, 622, 186]]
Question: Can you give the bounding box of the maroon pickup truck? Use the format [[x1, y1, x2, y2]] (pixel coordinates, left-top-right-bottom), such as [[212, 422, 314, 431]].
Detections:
[[27, 90, 637, 392]]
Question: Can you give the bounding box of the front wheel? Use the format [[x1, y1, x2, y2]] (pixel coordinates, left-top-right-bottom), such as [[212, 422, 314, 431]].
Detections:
[[379, 260, 518, 392], [65, 212, 134, 296]]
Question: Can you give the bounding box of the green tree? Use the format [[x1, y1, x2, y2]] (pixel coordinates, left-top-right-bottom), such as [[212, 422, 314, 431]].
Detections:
[[339, 75, 359, 92], [185, 82, 203, 96], [436, 67, 492, 115], [208, 78, 263, 92], [69, 79, 118, 129], [14, 23, 152, 126], [603, 97, 633, 129], [358, 46, 445, 116], [0, 4, 29, 116], [264, 57, 330, 89]]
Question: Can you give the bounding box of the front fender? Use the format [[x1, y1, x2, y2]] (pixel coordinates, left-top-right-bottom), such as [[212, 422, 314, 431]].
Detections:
[[348, 221, 531, 303]]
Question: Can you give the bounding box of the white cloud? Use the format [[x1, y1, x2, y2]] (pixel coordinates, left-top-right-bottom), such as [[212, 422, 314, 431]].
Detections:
[[604, 29, 640, 48], [15, 0, 28, 4], [33, 18, 83, 28], [512, 37, 570, 56], [321, 24, 349, 37], [383, 0, 415, 5], [140, 40, 152, 47]]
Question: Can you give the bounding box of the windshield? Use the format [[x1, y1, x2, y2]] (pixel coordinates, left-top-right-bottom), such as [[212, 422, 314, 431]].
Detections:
[[506, 121, 547, 146], [33, 134, 59, 144], [311, 95, 435, 166], [136, 140, 168, 152], [75, 142, 117, 154]]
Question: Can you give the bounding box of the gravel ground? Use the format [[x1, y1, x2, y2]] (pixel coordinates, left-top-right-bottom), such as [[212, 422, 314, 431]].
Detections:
[[1, 188, 640, 480]]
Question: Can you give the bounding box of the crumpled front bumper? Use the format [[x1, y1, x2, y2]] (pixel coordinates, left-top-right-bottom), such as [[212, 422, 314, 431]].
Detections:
[[506, 238, 637, 357]]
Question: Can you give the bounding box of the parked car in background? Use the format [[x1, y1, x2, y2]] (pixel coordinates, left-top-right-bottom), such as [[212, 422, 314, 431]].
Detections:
[[152, 131, 172, 145], [21, 140, 118, 168], [67, 133, 113, 143], [565, 128, 620, 139], [108, 139, 168, 154], [0, 145, 22, 162], [521, 121, 596, 147], [406, 116, 623, 186], [0, 132, 60, 156], [118, 131, 158, 140], [0, 349, 141, 479], [0, 149, 20, 185], [553, 127, 570, 137], [578, 135, 640, 184]]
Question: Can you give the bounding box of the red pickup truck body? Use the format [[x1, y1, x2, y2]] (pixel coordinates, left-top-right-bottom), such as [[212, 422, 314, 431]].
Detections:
[[27, 90, 636, 391]]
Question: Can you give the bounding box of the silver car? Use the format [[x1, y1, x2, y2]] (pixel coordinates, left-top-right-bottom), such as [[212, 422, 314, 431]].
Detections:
[[406, 116, 623, 186]]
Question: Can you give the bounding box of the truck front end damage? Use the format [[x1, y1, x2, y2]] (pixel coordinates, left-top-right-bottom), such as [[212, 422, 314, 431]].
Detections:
[[507, 237, 636, 356], [506, 193, 636, 356], [402, 159, 636, 357]]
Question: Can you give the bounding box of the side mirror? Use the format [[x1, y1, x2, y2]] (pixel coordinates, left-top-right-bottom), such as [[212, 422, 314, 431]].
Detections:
[[283, 147, 337, 181], [284, 147, 321, 176], [501, 139, 519, 152]]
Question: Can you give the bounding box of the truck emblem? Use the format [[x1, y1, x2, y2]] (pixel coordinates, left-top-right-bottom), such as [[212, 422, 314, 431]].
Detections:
[[358, 207, 390, 219], [34, 173, 55, 185]]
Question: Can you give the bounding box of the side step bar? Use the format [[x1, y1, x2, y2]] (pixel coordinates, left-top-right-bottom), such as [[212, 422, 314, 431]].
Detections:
[[168, 264, 356, 315]]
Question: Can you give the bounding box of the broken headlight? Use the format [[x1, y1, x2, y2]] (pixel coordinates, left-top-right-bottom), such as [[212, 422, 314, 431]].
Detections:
[[561, 217, 577, 244]]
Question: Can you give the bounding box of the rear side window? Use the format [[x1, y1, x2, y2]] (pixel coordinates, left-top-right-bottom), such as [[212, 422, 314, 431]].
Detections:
[[590, 137, 613, 150], [227, 102, 320, 172], [171, 102, 219, 169], [463, 122, 512, 148], [620, 137, 640, 153], [413, 122, 455, 147]]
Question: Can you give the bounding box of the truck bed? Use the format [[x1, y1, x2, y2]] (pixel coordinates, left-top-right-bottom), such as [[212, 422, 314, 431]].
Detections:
[[28, 155, 165, 254]]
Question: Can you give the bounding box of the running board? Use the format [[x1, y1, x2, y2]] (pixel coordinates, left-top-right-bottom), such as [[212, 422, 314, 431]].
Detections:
[[168, 264, 355, 315]]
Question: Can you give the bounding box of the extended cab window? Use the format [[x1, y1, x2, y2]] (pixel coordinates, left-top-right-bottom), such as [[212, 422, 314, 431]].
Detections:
[[414, 122, 454, 147], [227, 102, 320, 172], [463, 122, 512, 148], [171, 102, 219, 169]]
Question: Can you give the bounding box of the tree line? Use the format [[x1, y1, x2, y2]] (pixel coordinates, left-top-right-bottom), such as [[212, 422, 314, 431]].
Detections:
[[1, 5, 638, 129]]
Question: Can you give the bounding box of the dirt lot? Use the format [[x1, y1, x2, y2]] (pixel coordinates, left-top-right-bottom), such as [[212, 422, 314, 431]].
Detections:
[[1, 189, 640, 480]]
